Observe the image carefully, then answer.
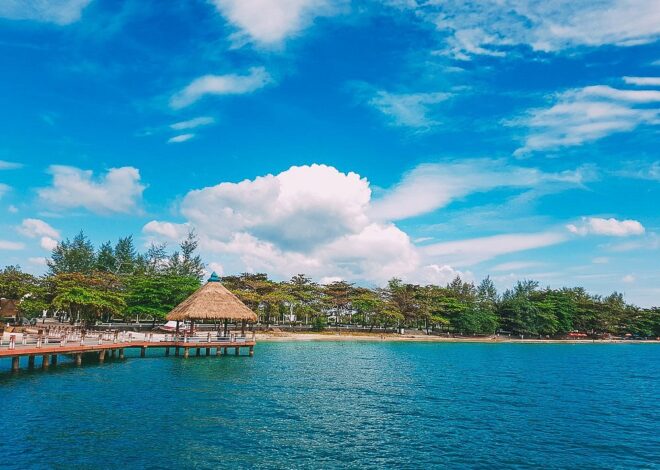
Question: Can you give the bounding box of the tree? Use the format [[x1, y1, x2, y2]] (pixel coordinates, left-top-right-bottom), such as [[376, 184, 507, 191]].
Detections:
[[114, 236, 137, 276], [96, 241, 117, 273], [51, 272, 126, 325], [48, 231, 96, 275], [125, 274, 200, 322], [167, 230, 205, 279]]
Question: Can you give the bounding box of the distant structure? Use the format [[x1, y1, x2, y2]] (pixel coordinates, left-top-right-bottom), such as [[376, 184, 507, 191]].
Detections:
[[167, 272, 258, 334]]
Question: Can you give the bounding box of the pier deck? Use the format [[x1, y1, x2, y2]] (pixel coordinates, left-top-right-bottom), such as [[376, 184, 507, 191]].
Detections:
[[0, 333, 256, 371]]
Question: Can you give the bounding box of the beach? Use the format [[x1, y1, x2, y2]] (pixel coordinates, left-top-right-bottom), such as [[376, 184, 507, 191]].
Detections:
[[255, 331, 659, 344]]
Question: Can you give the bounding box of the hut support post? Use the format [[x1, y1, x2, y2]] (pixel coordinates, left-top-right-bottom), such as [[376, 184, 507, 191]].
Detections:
[[224, 319, 228, 336], [241, 320, 246, 335]]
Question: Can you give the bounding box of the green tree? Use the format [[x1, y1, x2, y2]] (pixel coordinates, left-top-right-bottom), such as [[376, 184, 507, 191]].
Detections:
[[125, 274, 200, 322], [48, 231, 96, 274]]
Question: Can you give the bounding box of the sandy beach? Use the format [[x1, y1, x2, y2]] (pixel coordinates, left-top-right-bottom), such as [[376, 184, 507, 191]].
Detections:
[[254, 331, 659, 344]]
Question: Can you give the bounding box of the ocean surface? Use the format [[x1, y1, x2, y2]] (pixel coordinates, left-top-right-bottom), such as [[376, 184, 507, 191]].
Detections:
[[1, 342, 658, 469]]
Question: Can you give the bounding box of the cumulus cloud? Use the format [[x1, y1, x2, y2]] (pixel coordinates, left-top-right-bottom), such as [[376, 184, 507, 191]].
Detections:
[[370, 159, 593, 221], [623, 76, 660, 86], [143, 221, 190, 241], [146, 162, 575, 284], [168, 134, 195, 144], [38, 165, 145, 214], [170, 67, 272, 109], [0, 160, 22, 170], [0, 240, 24, 250], [567, 217, 645, 236], [419, 0, 660, 59], [514, 83, 660, 154], [0, 184, 10, 199], [0, 0, 91, 25], [18, 218, 60, 250], [211, 0, 342, 46], [170, 117, 215, 130], [622, 274, 636, 283], [367, 90, 451, 129]]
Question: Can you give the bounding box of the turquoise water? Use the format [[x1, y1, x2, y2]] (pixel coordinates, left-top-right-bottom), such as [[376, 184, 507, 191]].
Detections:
[[1, 342, 658, 469]]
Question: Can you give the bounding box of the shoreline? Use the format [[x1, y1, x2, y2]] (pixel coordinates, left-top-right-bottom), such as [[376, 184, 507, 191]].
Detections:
[[255, 332, 660, 344]]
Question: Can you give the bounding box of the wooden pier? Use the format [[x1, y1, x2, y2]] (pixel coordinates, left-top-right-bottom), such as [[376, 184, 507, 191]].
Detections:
[[0, 333, 256, 372]]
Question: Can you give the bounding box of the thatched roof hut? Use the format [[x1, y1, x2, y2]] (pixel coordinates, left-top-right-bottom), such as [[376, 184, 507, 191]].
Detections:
[[166, 273, 257, 323]]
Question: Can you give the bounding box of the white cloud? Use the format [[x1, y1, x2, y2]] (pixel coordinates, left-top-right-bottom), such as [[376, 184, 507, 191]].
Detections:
[[0, 0, 91, 25], [421, 0, 660, 59], [367, 91, 451, 129], [0, 184, 10, 199], [40, 237, 58, 251], [567, 217, 645, 237], [38, 165, 145, 214], [422, 232, 567, 267], [623, 76, 660, 86], [514, 83, 660, 154], [0, 240, 24, 250], [370, 159, 593, 221], [143, 221, 190, 241], [170, 66, 272, 109], [206, 262, 225, 277], [622, 274, 636, 283], [616, 161, 660, 181], [18, 218, 60, 239], [146, 163, 574, 284], [211, 0, 342, 46], [607, 233, 659, 252], [592, 257, 609, 264], [28, 257, 48, 267], [170, 117, 215, 130], [8, 205, 18, 213], [0, 160, 22, 170], [168, 134, 195, 144]]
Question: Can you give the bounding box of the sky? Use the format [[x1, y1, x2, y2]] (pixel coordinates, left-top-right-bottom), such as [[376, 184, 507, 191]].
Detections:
[[0, 0, 659, 306]]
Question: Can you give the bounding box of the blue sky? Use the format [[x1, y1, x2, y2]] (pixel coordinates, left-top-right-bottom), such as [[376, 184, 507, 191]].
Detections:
[[0, 0, 659, 306]]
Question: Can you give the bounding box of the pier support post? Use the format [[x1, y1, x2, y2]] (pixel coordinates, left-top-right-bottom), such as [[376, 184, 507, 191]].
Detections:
[[249, 346, 254, 357], [235, 347, 239, 356], [216, 347, 221, 356], [165, 347, 170, 356], [141, 347, 146, 358], [184, 347, 189, 359], [75, 353, 82, 366], [119, 349, 125, 360], [42, 355, 50, 368], [51, 354, 58, 366], [110, 349, 116, 358], [175, 346, 180, 357], [99, 350, 106, 363], [11, 356, 20, 371], [223, 347, 228, 355], [205, 347, 210, 356], [28, 355, 35, 368], [196, 348, 201, 357]]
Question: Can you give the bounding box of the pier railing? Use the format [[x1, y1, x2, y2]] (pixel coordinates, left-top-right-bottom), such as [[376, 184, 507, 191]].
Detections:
[[0, 330, 256, 351]]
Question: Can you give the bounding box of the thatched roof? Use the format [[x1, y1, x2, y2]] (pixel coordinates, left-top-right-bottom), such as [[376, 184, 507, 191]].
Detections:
[[166, 273, 257, 322]]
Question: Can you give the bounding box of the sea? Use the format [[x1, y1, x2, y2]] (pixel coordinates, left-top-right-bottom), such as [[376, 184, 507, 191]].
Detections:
[[1, 342, 658, 469]]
